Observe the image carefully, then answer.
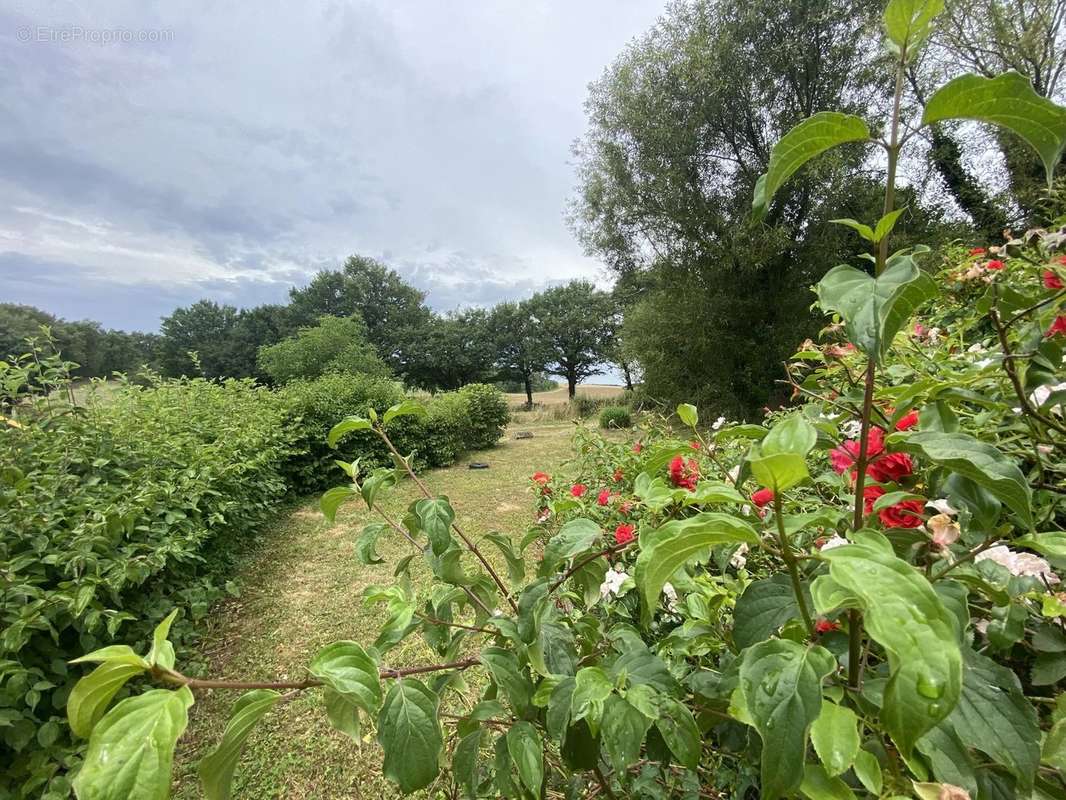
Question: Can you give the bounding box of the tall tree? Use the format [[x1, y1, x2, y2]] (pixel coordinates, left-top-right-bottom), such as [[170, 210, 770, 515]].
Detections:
[[158, 300, 241, 379], [532, 281, 616, 399], [488, 300, 552, 407], [403, 309, 496, 391], [256, 315, 388, 384]]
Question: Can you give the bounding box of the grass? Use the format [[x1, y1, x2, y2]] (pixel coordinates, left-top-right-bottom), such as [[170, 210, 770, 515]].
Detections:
[[503, 382, 624, 408], [171, 420, 582, 799]]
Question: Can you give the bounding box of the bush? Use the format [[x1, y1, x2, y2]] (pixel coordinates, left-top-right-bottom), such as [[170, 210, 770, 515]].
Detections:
[[458, 383, 510, 449], [598, 404, 632, 428], [420, 391, 470, 467], [257, 315, 389, 384]]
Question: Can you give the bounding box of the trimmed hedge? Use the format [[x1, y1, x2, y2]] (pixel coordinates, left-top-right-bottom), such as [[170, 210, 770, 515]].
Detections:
[[598, 404, 632, 428]]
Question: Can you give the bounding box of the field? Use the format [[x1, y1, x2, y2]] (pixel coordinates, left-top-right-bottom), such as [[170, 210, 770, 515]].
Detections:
[[503, 382, 624, 407], [171, 420, 583, 799]]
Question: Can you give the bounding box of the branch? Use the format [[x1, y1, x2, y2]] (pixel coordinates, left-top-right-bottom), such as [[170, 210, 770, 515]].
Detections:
[[990, 307, 1066, 435], [549, 540, 633, 594]]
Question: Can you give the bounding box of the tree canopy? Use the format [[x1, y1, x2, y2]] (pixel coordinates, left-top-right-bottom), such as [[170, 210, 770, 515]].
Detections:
[[256, 315, 390, 384]]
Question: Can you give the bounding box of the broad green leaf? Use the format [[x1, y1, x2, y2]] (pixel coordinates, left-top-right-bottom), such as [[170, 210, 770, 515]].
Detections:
[[481, 646, 532, 715], [72, 687, 194, 800], [813, 532, 961, 755], [655, 696, 701, 769], [484, 532, 525, 583], [601, 694, 651, 774], [610, 647, 680, 694], [547, 677, 576, 741], [753, 112, 871, 220], [308, 641, 382, 735], [945, 647, 1039, 792], [830, 218, 875, 242], [67, 660, 149, 739], [633, 473, 676, 511], [453, 730, 483, 799], [322, 689, 363, 740], [733, 573, 810, 650], [677, 403, 698, 427], [327, 416, 372, 448], [540, 518, 600, 575], [916, 724, 979, 797], [891, 431, 1032, 526], [1044, 718, 1066, 772], [571, 666, 613, 724], [799, 764, 857, 800], [747, 449, 809, 493], [810, 701, 860, 776], [356, 522, 387, 565], [815, 254, 938, 362], [853, 748, 883, 795], [377, 679, 443, 793], [1015, 532, 1066, 560], [883, 0, 943, 54], [684, 480, 746, 506], [739, 639, 837, 800], [872, 208, 906, 244], [383, 399, 425, 425], [634, 512, 759, 625], [493, 732, 517, 795], [198, 690, 280, 800], [147, 609, 178, 670], [70, 645, 149, 669], [922, 72, 1066, 187], [506, 721, 544, 797], [533, 621, 577, 677], [360, 468, 397, 510], [320, 485, 355, 523], [762, 413, 817, 457], [417, 496, 455, 556]]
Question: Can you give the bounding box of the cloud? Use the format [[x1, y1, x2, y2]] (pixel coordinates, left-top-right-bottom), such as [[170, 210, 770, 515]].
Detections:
[[0, 1, 664, 331]]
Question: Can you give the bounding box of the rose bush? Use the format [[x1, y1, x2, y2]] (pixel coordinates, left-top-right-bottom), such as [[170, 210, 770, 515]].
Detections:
[[58, 3, 1066, 799]]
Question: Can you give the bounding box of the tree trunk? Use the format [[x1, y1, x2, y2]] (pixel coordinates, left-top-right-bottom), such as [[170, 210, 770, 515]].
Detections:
[[524, 375, 533, 409], [567, 372, 577, 399], [621, 363, 634, 391]]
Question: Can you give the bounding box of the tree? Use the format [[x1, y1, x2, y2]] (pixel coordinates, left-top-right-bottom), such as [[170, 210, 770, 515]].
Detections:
[[158, 300, 242, 379], [228, 304, 293, 382], [487, 300, 552, 407], [402, 309, 496, 391], [532, 281, 616, 399], [288, 255, 433, 372], [256, 315, 389, 384]]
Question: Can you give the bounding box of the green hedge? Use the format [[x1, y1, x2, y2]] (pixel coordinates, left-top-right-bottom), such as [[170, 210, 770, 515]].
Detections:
[[598, 404, 632, 428], [458, 383, 511, 449]]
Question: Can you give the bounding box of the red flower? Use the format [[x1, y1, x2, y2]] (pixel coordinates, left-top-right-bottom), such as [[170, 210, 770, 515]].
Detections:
[[571, 483, 588, 498], [751, 488, 775, 508], [1047, 316, 1066, 338], [632, 441, 643, 454], [894, 410, 919, 431], [532, 471, 550, 484], [913, 323, 925, 337], [814, 618, 839, 634], [1044, 270, 1064, 290], [619, 500, 634, 515], [863, 485, 885, 515], [986, 259, 1004, 270], [668, 455, 700, 490], [614, 523, 636, 546], [597, 489, 611, 506], [866, 452, 914, 483], [878, 498, 924, 529], [829, 427, 885, 475], [689, 440, 702, 450], [612, 468, 624, 483], [969, 247, 986, 256]]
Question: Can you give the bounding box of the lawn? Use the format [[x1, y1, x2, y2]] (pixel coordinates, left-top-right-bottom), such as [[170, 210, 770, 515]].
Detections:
[[171, 420, 582, 799]]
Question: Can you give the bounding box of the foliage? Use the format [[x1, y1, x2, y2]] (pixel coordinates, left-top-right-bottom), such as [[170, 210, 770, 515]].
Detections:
[[458, 383, 511, 450], [403, 309, 497, 391], [488, 300, 554, 406], [534, 281, 618, 398], [599, 404, 632, 429], [256, 315, 390, 384]]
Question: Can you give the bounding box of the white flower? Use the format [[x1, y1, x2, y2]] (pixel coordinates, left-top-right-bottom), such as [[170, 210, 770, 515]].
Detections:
[[662, 582, 679, 611], [712, 416, 727, 431], [926, 498, 959, 516], [927, 327, 942, 344], [730, 543, 749, 570], [728, 465, 740, 483], [928, 515, 961, 549], [1029, 381, 1066, 412], [974, 618, 990, 636], [599, 567, 629, 598], [840, 419, 863, 439], [967, 342, 987, 353], [819, 535, 850, 551], [975, 358, 994, 369], [975, 545, 1060, 583]]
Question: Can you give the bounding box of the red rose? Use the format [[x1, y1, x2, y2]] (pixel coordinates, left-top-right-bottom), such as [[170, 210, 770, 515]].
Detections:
[[829, 427, 885, 475], [894, 410, 919, 431], [878, 498, 924, 529], [632, 441, 643, 454], [597, 489, 611, 506], [1044, 270, 1064, 290], [668, 455, 700, 490], [751, 488, 775, 508], [986, 259, 1004, 270], [612, 468, 624, 483], [814, 618, 839, 634], [614, 523, 636, 546], [968, 247, 986, 256], [862, 484, 885, 515], [866, 452, 914, 483], [571, 483, 588, 498], [1048, 315, 1066, 338]]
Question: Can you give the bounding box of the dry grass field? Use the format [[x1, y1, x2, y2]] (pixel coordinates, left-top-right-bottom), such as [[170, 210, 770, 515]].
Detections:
[[504, 382, 624, 407]]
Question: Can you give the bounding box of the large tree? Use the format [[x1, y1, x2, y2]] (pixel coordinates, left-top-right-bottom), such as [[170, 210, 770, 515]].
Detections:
[[488, 300, 552, 407], [402, 309, 496, 391], [158, 300, 242, 379], [256, 315, 388, 384], [532, 281, 616, 399]]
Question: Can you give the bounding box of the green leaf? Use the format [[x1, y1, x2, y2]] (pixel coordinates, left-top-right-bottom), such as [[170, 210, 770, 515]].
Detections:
[[320, 485, 355, 523], [601, 694, 652, 774], [506, 721, 544, 797], [360, 468, 397, 511], [733, 573, 810, 650], [484, 532, 525, 583], [1015, 532, 1066, 560], [198, 690, 280, 800], [810, 701, 860, 776], [815, 253, 939, 362], [746, 449, 809, 493], [147, 609, 178, 670], [853, 748, 883, 796], [738, 639, 837, 800], [540, 519, 600, 575], [327, 416, 372, 448], [752, 112, 870, 220], [67, 660, 149, 739], [891, 431, 1032, 526], [922, 72, 1066, 187], [676, 403, 698, 427], [481, 646, 532, 715], [830, 218, 875, 243], [883, 0, 943, 54], [533, 621, 577, 678], [571, 666, 613, 725], [383, 399, 426, 426], [356, 522, 387, 565], [684, 480, 746, 506], [308, 641, 382, 737], [655, 696, 701, 770], [453, 730, 483, 799], [72, 687, 194, 800], [377, 679, 443, 794], [762, 413, 817, 457], [799, 763, 857, 800], [634, 512, 759, 625], [872, 208, 906, 244], [69, 645, 150, 669], [812, 532, 962, 756], [417, 496, 455, 556]]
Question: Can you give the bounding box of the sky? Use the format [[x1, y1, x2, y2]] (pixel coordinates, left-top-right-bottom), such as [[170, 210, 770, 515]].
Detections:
[[0, 0, 666, 332]]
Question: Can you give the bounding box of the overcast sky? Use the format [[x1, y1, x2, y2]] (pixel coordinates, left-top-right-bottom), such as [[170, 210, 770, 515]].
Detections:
[[0, 1, 665, 332]]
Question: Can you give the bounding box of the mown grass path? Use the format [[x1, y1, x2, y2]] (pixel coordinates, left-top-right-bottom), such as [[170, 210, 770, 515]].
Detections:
[[173, 421, 578, 799]]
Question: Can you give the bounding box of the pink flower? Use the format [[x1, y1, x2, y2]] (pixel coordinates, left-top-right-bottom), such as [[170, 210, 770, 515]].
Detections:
[[619, 500, 634, 516], [894, 410, 919, 431], [751, 488, 774, 508], [969, 247, 986, 256], [668, 456, 700, 491], [531, 471, 551, 484], [632, 441, 643, 454], [597, 489, 611, 506], [612, 468, 624, 483], [986, 259, 1005, 271], [614, 523, 636, 546], [571, 483, 588, 498], [829, 427, 885, 475], [1044, 270, 1064, 290], [879, 497, 925, 529], [866, 452, 914, 483], [689, 440, 701, 450]]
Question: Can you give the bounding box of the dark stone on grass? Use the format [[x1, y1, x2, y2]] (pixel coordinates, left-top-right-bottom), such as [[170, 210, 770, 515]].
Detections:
[[514, 431, 534, 439], [468, 462, 490, 469]]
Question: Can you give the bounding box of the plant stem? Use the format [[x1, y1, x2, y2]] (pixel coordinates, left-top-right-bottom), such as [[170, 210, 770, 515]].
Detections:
[[548, 540, 633, 593], [592, 764, 619, 800], [772, 492, 815, 636]]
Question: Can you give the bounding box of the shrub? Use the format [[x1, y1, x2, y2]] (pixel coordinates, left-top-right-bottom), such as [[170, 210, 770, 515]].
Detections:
[[257, 315, 389, 384], [598, 404, 632, 428], [420, 391, 470, 467], [457, 383, 510, 449]]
